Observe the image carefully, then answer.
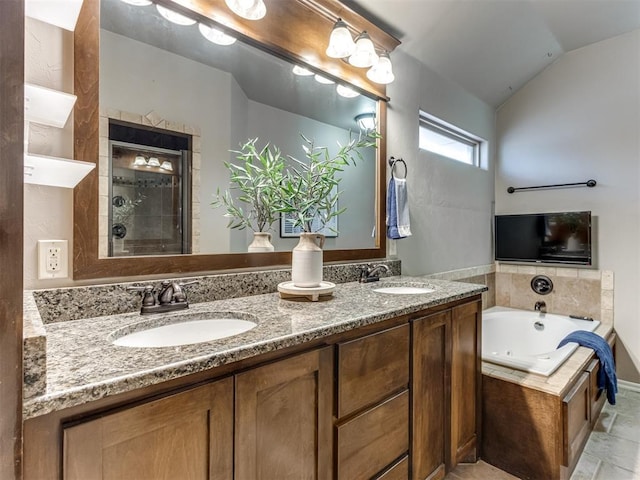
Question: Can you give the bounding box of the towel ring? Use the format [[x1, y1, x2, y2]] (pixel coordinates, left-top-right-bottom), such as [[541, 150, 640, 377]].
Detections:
[[389, 157, 407, 179]]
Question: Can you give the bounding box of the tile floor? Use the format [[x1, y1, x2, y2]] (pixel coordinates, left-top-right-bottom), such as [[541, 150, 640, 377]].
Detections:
[[445, 387, 640, 480]]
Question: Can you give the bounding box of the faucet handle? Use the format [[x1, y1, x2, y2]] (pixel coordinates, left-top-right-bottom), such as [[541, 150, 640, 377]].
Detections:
[[127, 285, 156, 307]]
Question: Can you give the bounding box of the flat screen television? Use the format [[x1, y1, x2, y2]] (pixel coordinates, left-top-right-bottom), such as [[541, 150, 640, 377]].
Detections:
[[495, 211, 592, 266]]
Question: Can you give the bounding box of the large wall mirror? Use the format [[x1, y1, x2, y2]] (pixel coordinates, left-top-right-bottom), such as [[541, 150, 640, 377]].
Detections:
[[73, 0, 398, 279]]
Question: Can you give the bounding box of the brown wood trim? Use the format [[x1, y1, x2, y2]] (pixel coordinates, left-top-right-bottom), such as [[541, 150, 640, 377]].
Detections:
[[73, 0, 390, 280], [0, 0, 24, 477], [166, 0, 400, 99]]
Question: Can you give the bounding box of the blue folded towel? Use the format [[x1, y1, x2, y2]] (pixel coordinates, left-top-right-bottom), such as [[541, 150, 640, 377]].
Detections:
[[386, 177, 411, 239], [557, 331, 617, 405]]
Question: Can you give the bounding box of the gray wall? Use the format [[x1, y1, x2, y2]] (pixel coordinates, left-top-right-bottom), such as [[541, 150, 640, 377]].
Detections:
[[386, 50, 496, 275], [496, 30, 640, 382]]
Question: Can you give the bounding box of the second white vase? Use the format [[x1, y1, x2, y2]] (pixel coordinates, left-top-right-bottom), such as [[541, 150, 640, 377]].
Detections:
[[291, 233, 325, 287], [248, 232, 275, 252]]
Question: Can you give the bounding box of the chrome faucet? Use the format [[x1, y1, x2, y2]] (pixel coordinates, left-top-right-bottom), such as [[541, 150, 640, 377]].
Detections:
[[359, 263, 391, 283], [534, 300, 547, 314], [128, 280, 199, 315]]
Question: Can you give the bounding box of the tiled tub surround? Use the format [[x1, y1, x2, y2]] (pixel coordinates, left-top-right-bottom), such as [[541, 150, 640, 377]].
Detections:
[[23, 274, 484, 419], [482, 265, 616, 479], [495, 264, 614, 324], [487, 265, 615, 397]]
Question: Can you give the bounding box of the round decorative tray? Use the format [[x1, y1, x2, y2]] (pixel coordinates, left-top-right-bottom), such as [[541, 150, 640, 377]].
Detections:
[[277, 281, 336, 302]]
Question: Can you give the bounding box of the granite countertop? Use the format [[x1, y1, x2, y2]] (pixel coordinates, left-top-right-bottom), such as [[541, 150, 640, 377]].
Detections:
[[23, 276, 486, 419]]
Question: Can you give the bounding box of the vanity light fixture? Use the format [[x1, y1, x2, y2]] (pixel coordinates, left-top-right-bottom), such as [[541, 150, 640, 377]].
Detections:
[[336, 84, 359, 98], [198, 23, 237, 46], [160, 161, 174, 172], [119, 0, 152, 6], [366, 51, 395, 84], [326, 18, 356, 59], [156, 4, 196, 26], [224, 0, 266, 20], [133, 155, 147, 167], [314, 74, 334, 85], [147, 156, 161, 167], [355, 113, 376, 130], [349, 31, 378, 68], [292, 65, 314, 76]]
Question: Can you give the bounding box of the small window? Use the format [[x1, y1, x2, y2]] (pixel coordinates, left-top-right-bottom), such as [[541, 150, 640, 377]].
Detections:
[[419, 112, 483, 167]]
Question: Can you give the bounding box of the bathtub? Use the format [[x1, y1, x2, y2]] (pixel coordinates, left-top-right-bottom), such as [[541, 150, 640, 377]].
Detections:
[[482, 306, 601, 376]]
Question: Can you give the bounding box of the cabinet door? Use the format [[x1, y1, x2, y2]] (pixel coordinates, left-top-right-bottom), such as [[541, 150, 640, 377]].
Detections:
[[450, 300, 481, 466], [235, 347, 333, 480], [411, 310, 451, 480], [563, 371, 591, 468], [63, 377, 233, 480]]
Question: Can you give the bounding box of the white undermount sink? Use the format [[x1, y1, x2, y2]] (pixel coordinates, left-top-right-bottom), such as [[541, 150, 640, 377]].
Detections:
[[110, 314, 257, 348], [373, 284, 436, 295]]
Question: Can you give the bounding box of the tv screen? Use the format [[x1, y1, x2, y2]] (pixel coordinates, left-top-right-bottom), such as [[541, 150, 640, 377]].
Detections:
[[495, 211, 592, 266]]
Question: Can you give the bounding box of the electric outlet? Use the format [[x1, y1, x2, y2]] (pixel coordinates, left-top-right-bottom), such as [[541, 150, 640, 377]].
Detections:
[[38, 240, 68, 279]]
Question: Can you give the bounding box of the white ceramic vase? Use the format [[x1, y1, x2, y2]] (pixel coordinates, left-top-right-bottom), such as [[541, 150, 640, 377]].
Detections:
[[292, 233, 325, 287], [248, 232, 275, 252]]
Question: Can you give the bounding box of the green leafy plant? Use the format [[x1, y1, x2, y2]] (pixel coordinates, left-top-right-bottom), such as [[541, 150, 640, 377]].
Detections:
[[278, 131, 379, 234], [212, 138, 285, 232]]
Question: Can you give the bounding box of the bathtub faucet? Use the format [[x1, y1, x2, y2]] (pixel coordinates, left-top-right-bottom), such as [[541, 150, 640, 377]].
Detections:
[[534, 301, 547, 314]]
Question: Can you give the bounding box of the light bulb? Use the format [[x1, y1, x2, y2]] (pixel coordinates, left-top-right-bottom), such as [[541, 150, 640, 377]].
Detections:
[[160, 161, 174, 171], [336, 84, 359, 98], [120, 0, 152, 5], [366, 51, 395, 84], [292, 65, 314, 76], [156, 4, 196, 26], [326, 18, 355, 59], [314, 74, 334, 85], [349, 31, 377, 68], [225, 0, 266, 20], [198, 23, 237, 46], [133, 155, 147, 166]]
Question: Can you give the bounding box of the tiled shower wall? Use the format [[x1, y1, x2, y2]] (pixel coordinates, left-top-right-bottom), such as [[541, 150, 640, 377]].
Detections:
[[495, 264, 614, 324]]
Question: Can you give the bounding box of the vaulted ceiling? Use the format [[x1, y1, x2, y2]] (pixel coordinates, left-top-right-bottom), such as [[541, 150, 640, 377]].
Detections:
[[348, 0, 640, 107]]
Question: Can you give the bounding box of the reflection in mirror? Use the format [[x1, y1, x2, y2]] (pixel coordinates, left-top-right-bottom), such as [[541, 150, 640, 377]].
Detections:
[[99, 0, 378, 257]]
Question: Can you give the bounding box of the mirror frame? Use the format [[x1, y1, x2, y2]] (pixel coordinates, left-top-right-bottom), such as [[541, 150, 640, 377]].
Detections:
[[73, 0, 399, 280]]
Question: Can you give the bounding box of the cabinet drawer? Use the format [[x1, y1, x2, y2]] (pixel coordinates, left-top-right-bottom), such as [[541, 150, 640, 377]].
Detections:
[[374, 455, 409, 480], [337, 390, 409, 480], [337, 324, 409, 417], [563, 371, 590, 467]]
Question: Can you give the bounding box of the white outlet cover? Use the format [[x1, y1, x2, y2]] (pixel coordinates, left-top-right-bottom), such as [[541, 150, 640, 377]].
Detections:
[[38, 240, 69, 280]]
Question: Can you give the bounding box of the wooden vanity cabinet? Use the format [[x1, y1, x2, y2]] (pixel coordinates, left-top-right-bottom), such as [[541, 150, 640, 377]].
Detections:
[[26, 295, 483, 480], [335, 324, 410, 479], [411, 300, 481, 480], [63, 377, 234, 480], [235, 347, 333, 480]]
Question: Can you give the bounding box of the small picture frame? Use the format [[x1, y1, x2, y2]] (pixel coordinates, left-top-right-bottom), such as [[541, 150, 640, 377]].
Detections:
[[280, 212, 338, 238]]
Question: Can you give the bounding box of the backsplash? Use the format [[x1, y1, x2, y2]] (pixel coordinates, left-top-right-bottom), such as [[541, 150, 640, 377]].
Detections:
[[29, 260, 401, 324], [495, 264, 613, 323], [425, 264, 495, 309]]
